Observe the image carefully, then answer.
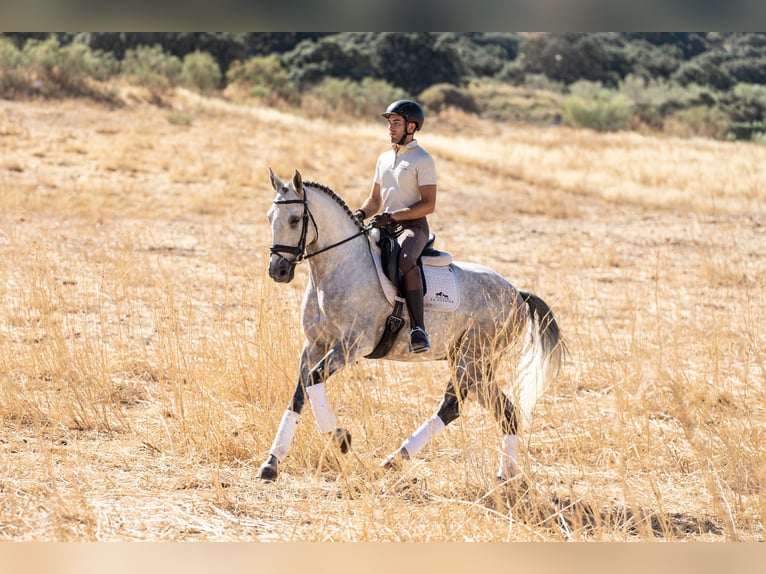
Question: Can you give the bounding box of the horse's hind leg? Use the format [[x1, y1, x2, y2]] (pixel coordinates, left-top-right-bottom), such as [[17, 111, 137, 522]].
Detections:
[[380, 344, 477, 469], [475, 380, 521, 481]]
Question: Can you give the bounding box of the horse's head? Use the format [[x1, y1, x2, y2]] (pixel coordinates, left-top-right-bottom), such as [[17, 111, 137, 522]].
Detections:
[[267, 168, 315, 283]]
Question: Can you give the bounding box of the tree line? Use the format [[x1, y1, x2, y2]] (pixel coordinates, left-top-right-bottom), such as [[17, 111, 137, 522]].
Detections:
[[2, 32, 765, 140]]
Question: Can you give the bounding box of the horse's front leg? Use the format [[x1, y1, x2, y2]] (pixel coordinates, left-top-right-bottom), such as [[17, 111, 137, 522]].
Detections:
[[258, 341, 353, 481]]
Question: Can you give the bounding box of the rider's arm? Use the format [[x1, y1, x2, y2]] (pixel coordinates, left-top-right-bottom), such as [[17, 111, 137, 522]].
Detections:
[[356, 182, 382, 220]]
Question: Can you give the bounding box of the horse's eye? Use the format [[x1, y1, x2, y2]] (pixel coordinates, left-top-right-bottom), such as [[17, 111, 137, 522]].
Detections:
[[289, 215, 301, 226]]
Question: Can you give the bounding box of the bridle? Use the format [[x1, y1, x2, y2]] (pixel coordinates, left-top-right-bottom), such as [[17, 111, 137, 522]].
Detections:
[[269, 194, 367, 266]]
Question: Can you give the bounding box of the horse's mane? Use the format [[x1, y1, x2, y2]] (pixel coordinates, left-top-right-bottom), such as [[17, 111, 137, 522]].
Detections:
[[304, 180, 365, 231]]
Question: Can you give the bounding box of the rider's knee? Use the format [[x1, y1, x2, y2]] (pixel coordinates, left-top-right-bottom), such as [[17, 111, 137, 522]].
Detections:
[[399, 254, 417, 276]]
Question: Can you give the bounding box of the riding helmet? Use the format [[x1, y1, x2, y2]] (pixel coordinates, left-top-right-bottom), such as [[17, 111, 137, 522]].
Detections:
[[382, 100, 425, 131]]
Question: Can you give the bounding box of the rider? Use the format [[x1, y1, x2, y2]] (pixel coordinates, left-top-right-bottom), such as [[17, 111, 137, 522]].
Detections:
[[354, 99, 437, 354]]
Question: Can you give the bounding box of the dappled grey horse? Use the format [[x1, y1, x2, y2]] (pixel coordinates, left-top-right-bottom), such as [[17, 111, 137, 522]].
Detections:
[[259, 169, 564, 482]]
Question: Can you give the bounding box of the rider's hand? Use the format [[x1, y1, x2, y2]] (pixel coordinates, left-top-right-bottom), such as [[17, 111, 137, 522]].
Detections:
[[370, 213, 393, 228]]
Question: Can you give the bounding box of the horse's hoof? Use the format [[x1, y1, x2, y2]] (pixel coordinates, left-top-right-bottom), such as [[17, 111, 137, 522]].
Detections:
[[332, 428, 352, 454], [380, 447, 409, 470], [257, 455, 279, 481]]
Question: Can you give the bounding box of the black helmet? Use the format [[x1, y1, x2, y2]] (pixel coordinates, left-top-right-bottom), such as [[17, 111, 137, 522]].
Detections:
[[382, 100, 425, 131]]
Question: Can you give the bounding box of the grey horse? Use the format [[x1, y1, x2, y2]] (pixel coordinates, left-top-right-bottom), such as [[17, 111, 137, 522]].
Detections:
[[259, 169, 564, 482]]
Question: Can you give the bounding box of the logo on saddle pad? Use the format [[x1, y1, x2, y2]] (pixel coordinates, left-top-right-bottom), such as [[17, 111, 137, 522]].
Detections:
[[422, 266, 459, 311], [369, 229, 460, 312]]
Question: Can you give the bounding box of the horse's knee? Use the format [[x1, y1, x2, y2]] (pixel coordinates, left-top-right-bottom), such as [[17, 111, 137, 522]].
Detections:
[[436, 394, 461, 426]]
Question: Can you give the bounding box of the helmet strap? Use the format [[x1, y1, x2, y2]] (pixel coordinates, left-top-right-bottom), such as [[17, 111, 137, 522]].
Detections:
[[397, 121, 415, 146]]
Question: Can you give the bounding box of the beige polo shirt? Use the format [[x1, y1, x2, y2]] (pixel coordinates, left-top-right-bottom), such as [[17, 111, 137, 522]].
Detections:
[[374, 140, 437, 213]]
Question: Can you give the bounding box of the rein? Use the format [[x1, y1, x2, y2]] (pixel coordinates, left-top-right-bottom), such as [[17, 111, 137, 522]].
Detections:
[[270, 195, 367, 264]]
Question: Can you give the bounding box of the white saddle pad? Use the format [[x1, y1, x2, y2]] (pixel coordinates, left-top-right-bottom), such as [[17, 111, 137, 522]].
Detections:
[[370, 246, 460, 312]]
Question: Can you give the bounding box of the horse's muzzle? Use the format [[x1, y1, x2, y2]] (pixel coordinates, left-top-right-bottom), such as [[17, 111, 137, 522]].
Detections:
[[269, 255, 296, 283]]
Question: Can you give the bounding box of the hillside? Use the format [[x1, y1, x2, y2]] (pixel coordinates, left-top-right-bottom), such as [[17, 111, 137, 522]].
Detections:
[[0, 91, 764, 541]]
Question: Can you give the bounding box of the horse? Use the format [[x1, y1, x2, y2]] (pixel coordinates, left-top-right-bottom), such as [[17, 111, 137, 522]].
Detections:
[[259, 169, 564, 483]]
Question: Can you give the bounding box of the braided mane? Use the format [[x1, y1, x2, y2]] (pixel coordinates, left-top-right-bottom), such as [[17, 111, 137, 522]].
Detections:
[[304, 180, 365, 231]]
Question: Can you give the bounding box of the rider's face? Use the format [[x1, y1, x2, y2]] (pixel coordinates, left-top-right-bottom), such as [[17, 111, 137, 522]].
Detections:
[[387, 114, 410, 143]]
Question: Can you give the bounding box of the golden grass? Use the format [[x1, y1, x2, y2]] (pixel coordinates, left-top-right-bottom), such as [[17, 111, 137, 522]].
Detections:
[[1, 89, 764, 541]]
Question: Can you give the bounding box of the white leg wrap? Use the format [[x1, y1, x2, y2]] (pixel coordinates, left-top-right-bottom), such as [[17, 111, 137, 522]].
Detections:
[[401, 415, 446, 457], [306, 383, 337, 434], [497, 434, 520, 479], [269, 410, 301, 462]]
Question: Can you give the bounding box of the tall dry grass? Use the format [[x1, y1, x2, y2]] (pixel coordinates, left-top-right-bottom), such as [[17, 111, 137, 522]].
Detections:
[[0, 90, 764, 541]]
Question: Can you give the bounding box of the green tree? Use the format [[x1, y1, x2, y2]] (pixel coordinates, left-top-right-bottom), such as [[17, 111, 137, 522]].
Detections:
[[519, 33, 621, 87], [281, 33, 375, 88], [371, 33, 463, 95]]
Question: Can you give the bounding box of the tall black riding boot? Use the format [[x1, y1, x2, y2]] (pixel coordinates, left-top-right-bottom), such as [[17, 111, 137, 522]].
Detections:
[[403, 268, 430, 353]]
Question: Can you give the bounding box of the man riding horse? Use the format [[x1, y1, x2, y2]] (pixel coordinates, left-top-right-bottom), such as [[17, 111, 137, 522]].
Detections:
[[354, 100, 436, 354]]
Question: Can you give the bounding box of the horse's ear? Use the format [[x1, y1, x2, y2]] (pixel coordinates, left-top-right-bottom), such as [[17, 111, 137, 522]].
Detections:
[[292, 170, 303, 196], [269, 167, 284, 194]]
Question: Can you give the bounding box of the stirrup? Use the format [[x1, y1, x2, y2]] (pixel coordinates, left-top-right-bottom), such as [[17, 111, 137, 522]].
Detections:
[[408, 327, 430, 353]]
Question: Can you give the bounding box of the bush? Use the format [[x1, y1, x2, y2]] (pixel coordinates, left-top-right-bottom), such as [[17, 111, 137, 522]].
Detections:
[[121, 44, 182, 90], [466, 81, 564, 124], [663, 105, 730, 139], [0, 35, 118, 98], [563, 81, 634, 131], [225, 54, 297, 102], [301, 77, 406, 119], [522, 73, 566, 93], [619, 75, 720, 119], [0, 37, 26, 96], [721, 83, 766, 139], [672, 59, 734, 91], [419, 83, 479, 114], [181, 50, 221, 91], [0, 37, 23, 69]]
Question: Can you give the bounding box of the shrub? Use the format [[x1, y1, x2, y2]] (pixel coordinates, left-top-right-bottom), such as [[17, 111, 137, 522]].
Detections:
[[1, 35, 118, 98], [0, 37, 26, 96], [181, 50, 221, 91], [721, 83, 766, 139], [0, 37, 23, 69], [121, 44, 182, 90], [522, 73, 567, 93], [663, 105, 730, 139], [301, 77, 406, 119], [467, 81, 564, 124], [563, 80, 634, 132], [419, 83, 479, 114], [672, 59, 735, 91], [225, 54, 297, 102], [619, 75, 720, 117]]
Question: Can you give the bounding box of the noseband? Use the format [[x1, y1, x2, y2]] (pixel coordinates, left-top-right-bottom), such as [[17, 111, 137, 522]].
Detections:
[[270, 195, 367, 266]]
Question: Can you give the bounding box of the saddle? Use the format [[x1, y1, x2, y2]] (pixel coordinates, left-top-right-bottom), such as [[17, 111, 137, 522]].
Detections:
[[377, 227, 453, 293], [366, 226, 453, 359]]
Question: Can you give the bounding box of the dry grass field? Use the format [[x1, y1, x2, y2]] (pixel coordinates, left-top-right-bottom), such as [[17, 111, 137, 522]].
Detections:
[[1, 88, 765, 542]]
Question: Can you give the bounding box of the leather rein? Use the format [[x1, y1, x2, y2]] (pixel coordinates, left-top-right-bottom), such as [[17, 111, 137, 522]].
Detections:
[[269, 196, 367, 265]]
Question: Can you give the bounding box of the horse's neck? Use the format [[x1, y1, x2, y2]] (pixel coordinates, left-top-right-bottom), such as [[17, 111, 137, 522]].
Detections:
[[306, 189, 376, 288]]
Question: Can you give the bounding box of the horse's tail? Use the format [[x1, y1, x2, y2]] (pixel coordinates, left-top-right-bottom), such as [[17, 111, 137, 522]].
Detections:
[[515, 291, 565, 430]]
